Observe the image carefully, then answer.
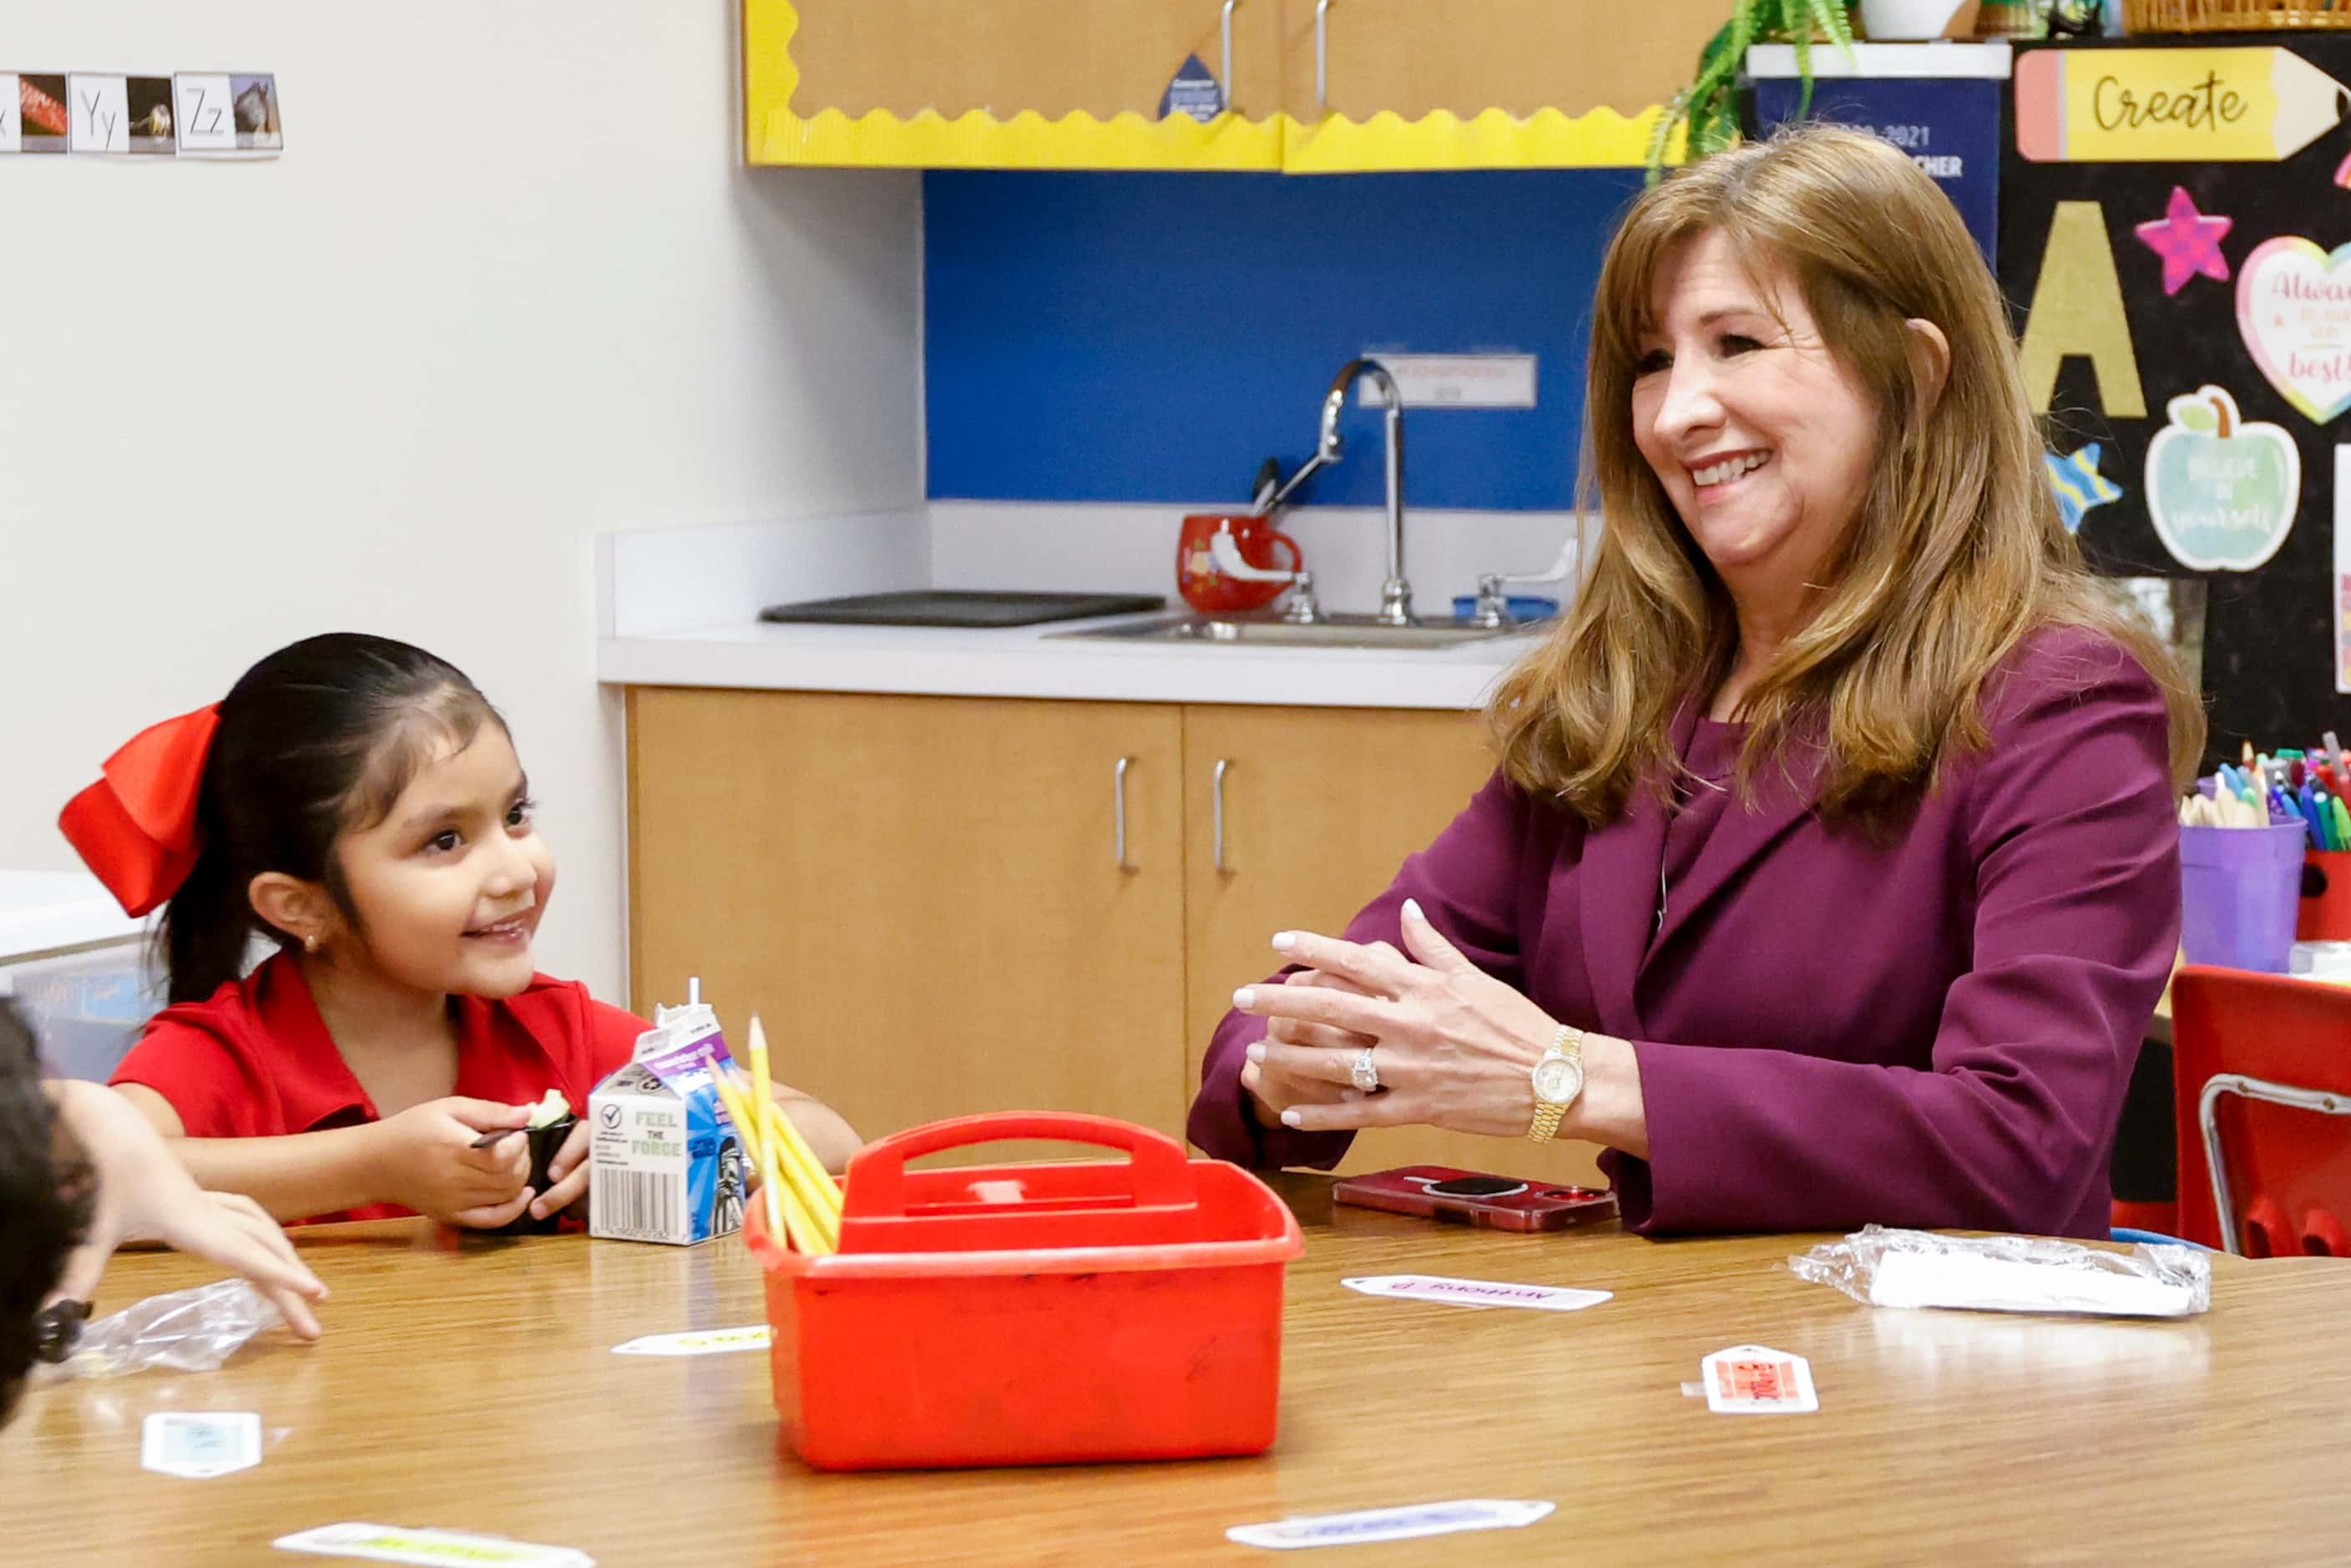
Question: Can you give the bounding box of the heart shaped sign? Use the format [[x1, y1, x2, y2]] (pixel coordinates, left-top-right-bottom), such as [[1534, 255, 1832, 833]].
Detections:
[[2237, 237, 2351, 426]]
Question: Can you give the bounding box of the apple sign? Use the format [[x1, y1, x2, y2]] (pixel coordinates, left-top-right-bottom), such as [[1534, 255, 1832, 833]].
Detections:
[[2145, 385, 2300, 572]]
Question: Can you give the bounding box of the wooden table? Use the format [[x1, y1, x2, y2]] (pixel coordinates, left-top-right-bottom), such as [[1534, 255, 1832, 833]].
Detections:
[[7, 1176, 2350, 1565]]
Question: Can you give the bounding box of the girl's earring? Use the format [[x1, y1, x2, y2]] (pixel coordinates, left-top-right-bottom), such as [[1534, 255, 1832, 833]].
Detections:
[[303, 933, 321, 955]]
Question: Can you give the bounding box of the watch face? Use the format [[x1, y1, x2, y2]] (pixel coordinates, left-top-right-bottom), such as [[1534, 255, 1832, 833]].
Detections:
[[1533, 1055, 1583, 1105]]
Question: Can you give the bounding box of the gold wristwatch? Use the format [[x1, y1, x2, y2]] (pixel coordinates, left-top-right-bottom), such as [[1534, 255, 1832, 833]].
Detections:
[[1526, 1024, 1587, 1143]]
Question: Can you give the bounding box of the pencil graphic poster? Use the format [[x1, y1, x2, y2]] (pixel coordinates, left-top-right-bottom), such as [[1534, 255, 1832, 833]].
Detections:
[[2016, 46, 2351, 163], [2004, 33, 2351, 755]]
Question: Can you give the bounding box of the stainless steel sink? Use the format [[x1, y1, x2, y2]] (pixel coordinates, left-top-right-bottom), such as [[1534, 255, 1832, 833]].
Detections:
[[1051, 612, 1529, 650]]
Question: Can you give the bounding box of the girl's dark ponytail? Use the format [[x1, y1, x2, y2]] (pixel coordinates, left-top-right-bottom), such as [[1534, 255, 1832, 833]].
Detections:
[[143, 635, 498, 1004], [156, 808, 257, 1006]]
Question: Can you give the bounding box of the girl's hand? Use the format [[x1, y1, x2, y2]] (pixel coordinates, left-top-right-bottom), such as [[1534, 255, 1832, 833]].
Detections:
[[1234, 899, 1560, 1138], [373, 1097, 535, 1227], [48, 1083, 328, 1338], [775, 1087, 862, 1176], [1238, 967, 1382, 1130], [528, 1119, 592, 1222]]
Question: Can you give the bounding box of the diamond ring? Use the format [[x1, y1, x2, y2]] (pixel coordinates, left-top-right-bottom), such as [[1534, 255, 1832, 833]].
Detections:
[[1349, 1047, 1380, 1093]]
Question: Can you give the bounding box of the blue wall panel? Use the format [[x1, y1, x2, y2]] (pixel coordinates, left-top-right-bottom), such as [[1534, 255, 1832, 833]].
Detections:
[[922, 169, 1646, 512]]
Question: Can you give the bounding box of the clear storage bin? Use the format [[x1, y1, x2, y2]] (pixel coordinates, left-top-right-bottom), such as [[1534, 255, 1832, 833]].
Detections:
[[0, 871, 159, 1082]]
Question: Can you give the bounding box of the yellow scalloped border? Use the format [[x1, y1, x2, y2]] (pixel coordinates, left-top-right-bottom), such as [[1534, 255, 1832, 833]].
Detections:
[[761, 106, 1287, 171], [1283, 106, 1680, 173], [745, 0, 1684, 172]]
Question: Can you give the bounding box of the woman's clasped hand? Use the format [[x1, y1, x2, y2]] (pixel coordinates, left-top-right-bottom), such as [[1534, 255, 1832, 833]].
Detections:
[[1236, 901, 1646, 1152]]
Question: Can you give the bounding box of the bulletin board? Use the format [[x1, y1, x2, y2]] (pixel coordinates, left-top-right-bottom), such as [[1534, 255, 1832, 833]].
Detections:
[[2000, 34, 2351, 758]]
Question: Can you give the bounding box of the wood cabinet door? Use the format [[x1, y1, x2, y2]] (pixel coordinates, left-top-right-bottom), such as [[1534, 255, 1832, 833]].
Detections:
[[785, 0, 1287, 120], [1279, 0, 1722, 121], [1181, 703, 1605, 1186], [628, 690, 1190, 1159]]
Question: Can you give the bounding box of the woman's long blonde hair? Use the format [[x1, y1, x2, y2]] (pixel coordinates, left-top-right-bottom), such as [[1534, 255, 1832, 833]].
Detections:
[[1490, 124, 2203, 827]]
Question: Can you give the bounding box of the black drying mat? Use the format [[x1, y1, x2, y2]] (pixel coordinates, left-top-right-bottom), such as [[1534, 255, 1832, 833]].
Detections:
[[759, 589, 1165, 629]]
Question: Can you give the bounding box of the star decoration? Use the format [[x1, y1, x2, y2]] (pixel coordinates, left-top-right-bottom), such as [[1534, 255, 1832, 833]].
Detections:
[[2045, 443, 2121, 534], [2134, 186, 2233, 296]]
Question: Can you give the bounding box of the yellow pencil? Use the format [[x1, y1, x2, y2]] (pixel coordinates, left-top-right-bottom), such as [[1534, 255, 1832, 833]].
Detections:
[[771, 1151, 826, 1256], [709, 1070, 782, 1241], [715, 1069, 832, 1253], [710, 1070, 764, 1166], [762, 1101, 842, 1250], [746, 1014, 787, 1242], [762, 1097, 842, 1216]]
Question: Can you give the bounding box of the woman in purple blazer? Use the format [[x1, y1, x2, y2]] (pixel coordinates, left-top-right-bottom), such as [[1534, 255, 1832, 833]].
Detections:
[[1187, 127, 2204, 1239]]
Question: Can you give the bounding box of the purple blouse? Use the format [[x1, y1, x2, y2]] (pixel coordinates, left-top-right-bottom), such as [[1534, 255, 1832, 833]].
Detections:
[[1186, 629, 2181, 1239]]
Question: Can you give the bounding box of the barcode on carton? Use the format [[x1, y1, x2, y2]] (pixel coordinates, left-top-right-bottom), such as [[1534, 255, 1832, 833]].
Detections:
[[596, 1169, 680, 1241]]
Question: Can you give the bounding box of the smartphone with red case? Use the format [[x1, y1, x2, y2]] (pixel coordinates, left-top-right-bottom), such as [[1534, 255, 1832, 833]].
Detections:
[[1331, 1166, 1617, 1232]]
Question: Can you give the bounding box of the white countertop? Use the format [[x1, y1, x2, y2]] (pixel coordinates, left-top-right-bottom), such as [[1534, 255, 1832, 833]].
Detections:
[[598, 614, 1544, 711], [0, 871, 144, 962], [595, 508, 1576, 711]]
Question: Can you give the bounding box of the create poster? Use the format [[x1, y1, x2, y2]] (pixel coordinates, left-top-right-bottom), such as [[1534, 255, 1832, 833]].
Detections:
[[2002, 35, 2351, 753]]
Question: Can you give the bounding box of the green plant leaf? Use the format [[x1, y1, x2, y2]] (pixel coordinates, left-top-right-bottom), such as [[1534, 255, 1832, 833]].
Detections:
[[1648, 13, 1742, 184], [1719, 2, 1757, 138], [1816, 0, 1858, 53]]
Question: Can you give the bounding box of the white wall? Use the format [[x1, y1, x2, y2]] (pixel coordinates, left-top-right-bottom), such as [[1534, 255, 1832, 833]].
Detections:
[[0, 4, 924, 1001]]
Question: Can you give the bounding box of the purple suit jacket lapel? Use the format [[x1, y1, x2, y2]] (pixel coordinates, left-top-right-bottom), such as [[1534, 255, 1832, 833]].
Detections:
[[1645, 742, 1822, 976], [1580, 704, 1827, 1033], [1576, 703, 1701, 1039]]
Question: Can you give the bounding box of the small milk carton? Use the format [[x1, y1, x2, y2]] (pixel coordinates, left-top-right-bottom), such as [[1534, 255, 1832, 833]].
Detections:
[[589, 996, 750, 1246]]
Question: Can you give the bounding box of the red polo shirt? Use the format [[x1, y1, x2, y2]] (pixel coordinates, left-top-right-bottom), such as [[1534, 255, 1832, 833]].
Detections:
[[112, 954, 649, 1224]]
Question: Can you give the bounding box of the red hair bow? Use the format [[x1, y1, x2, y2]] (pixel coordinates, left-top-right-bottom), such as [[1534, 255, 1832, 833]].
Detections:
[[58, 704, 222, 917]]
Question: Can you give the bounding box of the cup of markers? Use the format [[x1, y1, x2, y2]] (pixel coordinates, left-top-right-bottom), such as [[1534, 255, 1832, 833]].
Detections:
[[2182, 746, 2351, 971], [2261, 741, 2351, 941]]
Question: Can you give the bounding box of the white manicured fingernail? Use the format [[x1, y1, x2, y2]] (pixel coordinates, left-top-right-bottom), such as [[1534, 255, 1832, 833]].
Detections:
[[1280, 1109, 1303, 1128], [1246, 1043, 1267, 1065], [1271, 931, 1297, 952], [1403, 898, 1424, 922], [1232, 987, 1256, 1009]]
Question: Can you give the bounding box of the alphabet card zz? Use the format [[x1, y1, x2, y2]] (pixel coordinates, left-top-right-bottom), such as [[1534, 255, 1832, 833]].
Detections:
[[174, 73, 282, 155]]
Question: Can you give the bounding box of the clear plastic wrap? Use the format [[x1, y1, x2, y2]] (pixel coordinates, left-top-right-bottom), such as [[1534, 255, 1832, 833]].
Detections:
[[40, 1279, 286, 1380], [1788, 1225, 2212, 1319]]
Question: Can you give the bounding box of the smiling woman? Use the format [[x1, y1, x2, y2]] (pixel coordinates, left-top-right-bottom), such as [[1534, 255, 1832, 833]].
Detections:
[[60, 635, 859, 1230], [1189, 125, 2207, 1241]]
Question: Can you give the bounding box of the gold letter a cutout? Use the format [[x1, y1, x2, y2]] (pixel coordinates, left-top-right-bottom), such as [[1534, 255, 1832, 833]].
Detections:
[[2019, 201, 2146, 420]]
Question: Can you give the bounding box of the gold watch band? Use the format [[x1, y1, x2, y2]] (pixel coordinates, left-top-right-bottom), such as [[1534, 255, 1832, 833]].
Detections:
[[1525, 1024, 1584, 1144]]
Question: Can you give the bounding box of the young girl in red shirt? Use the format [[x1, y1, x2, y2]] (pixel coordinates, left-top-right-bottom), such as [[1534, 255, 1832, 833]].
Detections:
[[64, 633, 857, 1227]]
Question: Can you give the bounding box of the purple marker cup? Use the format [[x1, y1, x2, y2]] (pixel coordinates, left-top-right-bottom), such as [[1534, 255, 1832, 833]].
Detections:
[[2180, 822, 2306, 973]]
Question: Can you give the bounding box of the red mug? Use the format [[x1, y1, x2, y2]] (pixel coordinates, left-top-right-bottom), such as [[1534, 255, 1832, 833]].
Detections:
[[1176, 513, 1304, 615]]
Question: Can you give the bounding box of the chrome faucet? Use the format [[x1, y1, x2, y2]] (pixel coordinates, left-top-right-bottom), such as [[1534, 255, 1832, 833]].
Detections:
[[1467, 530, 1581, 630], [1263, 357, 1413, 625]]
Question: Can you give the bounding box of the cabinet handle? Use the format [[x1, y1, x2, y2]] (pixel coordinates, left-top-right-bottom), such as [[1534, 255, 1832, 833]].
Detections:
[[1315, 0, 1333, 113], [1113, 756, 1134, 871], [1221, 0, 1239, 114], [1212, 757, 1232, 873]]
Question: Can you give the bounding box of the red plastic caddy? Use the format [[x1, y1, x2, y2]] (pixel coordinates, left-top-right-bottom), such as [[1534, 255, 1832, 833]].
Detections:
[[745, 1111, 1306, 1471]]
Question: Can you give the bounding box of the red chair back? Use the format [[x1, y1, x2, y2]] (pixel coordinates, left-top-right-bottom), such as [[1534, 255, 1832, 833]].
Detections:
[[2171, 966, 2351, 1252]]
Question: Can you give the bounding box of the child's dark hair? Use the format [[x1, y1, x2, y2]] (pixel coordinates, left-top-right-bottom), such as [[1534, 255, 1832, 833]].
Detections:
[[0, 1000, 94, 1423], [160, 634, 500, 1004]]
